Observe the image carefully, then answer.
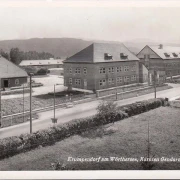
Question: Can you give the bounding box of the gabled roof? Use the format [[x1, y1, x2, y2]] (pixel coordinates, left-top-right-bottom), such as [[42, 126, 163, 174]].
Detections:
[[64, 42, 139, 63], [0, 56, 28, 78], [19, 59, 64, 66], [149, 45, 180, 60]]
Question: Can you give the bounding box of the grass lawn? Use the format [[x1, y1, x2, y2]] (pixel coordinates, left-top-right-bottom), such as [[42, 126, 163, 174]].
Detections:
[[0, 106, 180, 170], [2, 91, 85, 116]]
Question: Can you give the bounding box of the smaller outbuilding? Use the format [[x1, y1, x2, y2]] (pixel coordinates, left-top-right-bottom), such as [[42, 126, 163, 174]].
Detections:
[[19, 59, 64, 69], [0, 56, 28, 89]]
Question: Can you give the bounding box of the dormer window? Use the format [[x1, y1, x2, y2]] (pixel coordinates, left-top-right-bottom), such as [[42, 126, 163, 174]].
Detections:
[[164, 53, 170, 57], [172, 52, 178, 57], [104, 53, 113, 60], [120, 53, 128, 59]]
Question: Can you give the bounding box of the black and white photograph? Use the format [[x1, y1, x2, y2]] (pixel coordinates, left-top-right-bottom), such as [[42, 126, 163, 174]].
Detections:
[[1, 0, 180, 178]]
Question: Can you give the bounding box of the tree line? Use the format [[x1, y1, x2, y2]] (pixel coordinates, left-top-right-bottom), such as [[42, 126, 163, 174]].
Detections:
[[0, 48, 55, 65]]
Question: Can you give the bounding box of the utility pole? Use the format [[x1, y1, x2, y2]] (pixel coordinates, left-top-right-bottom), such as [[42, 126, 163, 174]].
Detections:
[[147, 118, 150, 159], [0, 79, 1, 128], [54, 84, 56, 120], [154, 70, 157, 99], [116, 88, 118, 101], [29, 73, 33, 133], [23, 83, 25, 122], [51, 84, 58, 125]]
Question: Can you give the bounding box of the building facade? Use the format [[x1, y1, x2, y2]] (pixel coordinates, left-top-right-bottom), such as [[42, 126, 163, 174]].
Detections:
[[0, 56, 28, 89], [64, 43, 141, 91], [136, 44, 180, 84]]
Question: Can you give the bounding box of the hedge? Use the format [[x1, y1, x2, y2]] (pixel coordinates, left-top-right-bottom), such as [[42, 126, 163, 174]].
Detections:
[[0, 98, 166, 160]]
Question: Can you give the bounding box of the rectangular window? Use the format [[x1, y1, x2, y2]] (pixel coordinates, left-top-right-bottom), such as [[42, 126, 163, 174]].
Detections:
[[108, 67, 115, 73], [15, 79, 19, 85], [104, 53, 113, 60], [116, 77, 123, 83], [69, 78, 72, 84], [83, 68, 87, 74], [124, 66, 129, 72], [108, 78, 114, 85], [99, 67, 106, 74], [120, 53, 128, 59], [164, 53, 170, 57], [131, 75, 136, 81], [99, 79, 106, 86], [172, 52, 178, 57], [75, 79, 81, 85], [69, 68, 72, 74], [124, 76, 130, 82], [117, 66, 122, 73], [131, 65, 136, 71], [75, 68, 81, 74]]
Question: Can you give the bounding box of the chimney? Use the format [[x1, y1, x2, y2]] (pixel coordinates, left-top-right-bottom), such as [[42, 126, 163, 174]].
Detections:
[[159, 44, 163, 49]]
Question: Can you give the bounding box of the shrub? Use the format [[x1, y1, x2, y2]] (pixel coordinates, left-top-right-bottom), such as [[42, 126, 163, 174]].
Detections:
[[119, 98, 165, 116], [36, 68, 48, 75], [23, 66, 38, 75], [0, 98, 166, 160]]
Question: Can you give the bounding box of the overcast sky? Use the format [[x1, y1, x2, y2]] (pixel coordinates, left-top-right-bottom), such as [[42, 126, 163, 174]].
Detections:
[[0, 0, 180, 43]]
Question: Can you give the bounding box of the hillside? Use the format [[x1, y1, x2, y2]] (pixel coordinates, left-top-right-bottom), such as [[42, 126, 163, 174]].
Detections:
[[0, 38, 93, 59], [0, 38, 142, 59]]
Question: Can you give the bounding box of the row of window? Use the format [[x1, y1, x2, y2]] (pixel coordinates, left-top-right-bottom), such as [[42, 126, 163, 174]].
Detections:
[[99, 65, 136, 74], [67, 67, 87, 74], [68, 78, 82, 85], [99, 76, 137, 86], [166, 70, 180, 75], [165, 63, 180, 67], [68, 75, 137, 86], [66, 65, 137, 75], [99, 75, 137, 86], [104, 53, 128, 60], [164, 52, 180, 58]]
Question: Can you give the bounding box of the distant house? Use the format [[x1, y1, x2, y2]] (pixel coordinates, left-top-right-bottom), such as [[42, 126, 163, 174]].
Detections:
[[137, 44, 180, 84], [63, 42, 143, 91], [19, 59, 64, 69], [0, 56, 28, 89]]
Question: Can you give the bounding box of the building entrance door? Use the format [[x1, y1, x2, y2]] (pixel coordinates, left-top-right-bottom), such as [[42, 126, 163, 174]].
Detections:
[[84, 79, 87, 89], [3, 80, 9, 88]]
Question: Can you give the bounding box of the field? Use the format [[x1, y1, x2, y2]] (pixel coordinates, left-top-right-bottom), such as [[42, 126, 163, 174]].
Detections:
[[0, 106, 180, 170]]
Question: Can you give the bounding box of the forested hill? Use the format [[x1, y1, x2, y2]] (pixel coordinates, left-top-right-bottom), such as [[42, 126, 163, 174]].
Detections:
[[0, 38, 144, 59], [0, 38, 93, 59]]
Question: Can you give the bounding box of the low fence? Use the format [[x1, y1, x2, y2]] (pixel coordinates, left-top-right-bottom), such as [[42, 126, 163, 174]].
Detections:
[[1, 95, 93, 128], [2, 88, 31, 96], [99, 84, 171, 101], [96, 83, 147, 97]]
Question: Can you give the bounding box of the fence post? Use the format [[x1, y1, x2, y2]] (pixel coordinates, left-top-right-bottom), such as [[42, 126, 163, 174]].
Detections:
[[11, 115, 12, 126]]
